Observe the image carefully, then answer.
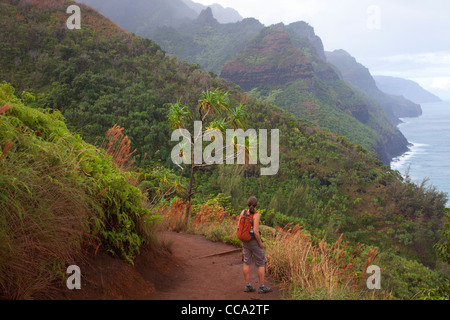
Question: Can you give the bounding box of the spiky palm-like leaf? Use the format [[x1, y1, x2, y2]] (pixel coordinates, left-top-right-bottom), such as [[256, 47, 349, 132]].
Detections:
[[199, 89, 230, 117], [167, 99, 192, 130]]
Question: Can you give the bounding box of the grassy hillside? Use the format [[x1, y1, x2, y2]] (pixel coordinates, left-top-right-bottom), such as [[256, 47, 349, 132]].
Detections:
[[0, 82, 158, 298], [0, 0, 235, 167], [0, 0, 448, 299]]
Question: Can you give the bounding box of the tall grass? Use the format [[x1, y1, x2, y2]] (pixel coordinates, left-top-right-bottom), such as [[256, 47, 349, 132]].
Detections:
[[155, 197, 391, 300], [0, 128, 93, 299], [265, 224, 389, 299], [155, 199, 238, 242], [0, 83, 154, 299], [101, 124, 136, 170]]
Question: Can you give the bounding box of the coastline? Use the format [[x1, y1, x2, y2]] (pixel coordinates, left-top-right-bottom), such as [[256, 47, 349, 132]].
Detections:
[[390, 141, 429, 173], [390, 101, 450, 207]]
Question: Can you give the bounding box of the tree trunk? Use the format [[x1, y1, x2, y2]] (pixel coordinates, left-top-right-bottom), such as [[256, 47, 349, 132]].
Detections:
[[184, 163, 195, 225]]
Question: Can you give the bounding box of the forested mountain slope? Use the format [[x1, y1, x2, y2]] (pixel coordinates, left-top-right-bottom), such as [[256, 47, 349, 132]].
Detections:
[[222, 24, 410, 164], [326, 50, 423, 121], [75, 2, 417, 164], [0, 0, 448, 299]]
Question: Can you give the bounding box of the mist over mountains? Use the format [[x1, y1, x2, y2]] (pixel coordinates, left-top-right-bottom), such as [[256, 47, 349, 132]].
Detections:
[[220, 22, 411, 163], [373, 75, 442, 104], [325, 50, 423, 121], [79, 0, 242, 38], [78, 0, 434, 164], [79, 0, 441, 162], [181, 0, 243, 23], [1, 0, 449, 301]]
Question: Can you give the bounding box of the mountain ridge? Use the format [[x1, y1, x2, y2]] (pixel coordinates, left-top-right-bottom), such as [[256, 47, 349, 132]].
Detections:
[[0, 0, 448, 300], [152, 8, 264, 74], [79, 0, 243, 38], [326, 49, 423, 122], [374, 75, 442, 104], [221, 24, 409, 164], [220, 24, 315, 90], [181, 0, 243, 23]]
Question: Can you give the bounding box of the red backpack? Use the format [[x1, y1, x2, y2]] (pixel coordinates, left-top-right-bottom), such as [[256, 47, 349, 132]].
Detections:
[[237, 209, 255, 242]]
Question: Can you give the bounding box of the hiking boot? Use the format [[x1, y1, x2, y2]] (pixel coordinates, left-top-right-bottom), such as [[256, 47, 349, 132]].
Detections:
[[258, 285, 272, 294], [244, 284, 255, 292]]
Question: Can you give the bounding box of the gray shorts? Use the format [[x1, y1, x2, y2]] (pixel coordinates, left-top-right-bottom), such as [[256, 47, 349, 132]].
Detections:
[[242, 239, 265, 267]]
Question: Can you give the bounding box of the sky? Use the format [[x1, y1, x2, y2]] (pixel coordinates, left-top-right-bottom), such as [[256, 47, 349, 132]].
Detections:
[[194, 0, 450, 100]]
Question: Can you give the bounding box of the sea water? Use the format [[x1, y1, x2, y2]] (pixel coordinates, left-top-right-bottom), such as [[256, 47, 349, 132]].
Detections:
[[391, 101, 450, 207]]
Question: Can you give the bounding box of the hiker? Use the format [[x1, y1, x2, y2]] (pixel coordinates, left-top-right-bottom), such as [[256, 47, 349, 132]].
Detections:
[[237, 196, 272, 294]]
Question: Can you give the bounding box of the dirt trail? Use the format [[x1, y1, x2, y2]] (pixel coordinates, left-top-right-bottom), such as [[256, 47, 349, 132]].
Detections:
[[141, 232, 282, 300], [58, 232, 283, 300]]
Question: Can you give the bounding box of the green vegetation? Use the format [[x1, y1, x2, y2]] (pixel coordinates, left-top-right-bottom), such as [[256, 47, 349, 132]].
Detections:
[[167, 89, 247, 223], [0, 0, 231, 168], [0, 0, 448, 300], [162, 90, 449, 298], [435, 209, 450, 264], [152, 15, 264, 74], [0, 82, 161, 298], [237, 24, 409, 164], [326, 50, 423, 120], [248, 79, 379, 153], [157, 197, 391, 300]]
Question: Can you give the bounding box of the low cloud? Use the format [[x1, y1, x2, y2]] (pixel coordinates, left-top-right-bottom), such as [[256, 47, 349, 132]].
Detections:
[[195, 0, 450, 98], [431, 77, 450, 90]]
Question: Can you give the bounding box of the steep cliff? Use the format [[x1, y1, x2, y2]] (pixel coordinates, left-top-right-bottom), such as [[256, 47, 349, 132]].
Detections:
[[288, 21, 326, 61], [326, 50, 423, 122], [374, 75, 442, 104], [221, 24, 409, 163], [1, 0, 446, 300], [220, 24, 314, 91], [181, 0, 243, 23]]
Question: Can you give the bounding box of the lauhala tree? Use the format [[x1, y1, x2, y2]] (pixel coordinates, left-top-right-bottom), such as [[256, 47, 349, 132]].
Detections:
[[167, 89, 250, 224]]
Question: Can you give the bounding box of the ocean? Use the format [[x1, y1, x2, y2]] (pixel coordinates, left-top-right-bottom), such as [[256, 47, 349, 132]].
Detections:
[[390, 101, 450, 207]]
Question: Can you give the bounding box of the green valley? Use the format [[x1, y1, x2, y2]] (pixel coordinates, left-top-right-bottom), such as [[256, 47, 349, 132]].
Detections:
[[0, 0, 449, 300]]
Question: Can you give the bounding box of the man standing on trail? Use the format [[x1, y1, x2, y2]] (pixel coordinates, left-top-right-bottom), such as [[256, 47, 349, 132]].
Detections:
[[237, 196, 272, 294]]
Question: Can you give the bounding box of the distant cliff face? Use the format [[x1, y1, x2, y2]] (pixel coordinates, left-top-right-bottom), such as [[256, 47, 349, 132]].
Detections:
[[220, 25, 410, 164], [374, 75, 442, 104], [326, 49, 422, 122], [288, 21, 326, 61], [195, 7, 219, 26], [181, 0, 243, 23], [326, 50, 378, 91], [220, 25, 314, 91]]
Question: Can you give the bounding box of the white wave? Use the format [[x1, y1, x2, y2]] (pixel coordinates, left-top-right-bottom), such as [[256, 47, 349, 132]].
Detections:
[[390, 143, 429, 172]]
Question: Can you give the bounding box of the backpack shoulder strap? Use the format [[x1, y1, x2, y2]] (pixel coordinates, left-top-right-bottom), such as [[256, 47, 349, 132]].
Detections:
[[245, 209, 254, 224]]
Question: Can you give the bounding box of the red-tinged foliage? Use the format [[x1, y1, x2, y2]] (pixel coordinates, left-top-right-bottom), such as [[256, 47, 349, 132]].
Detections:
[[0, 140, 12, 162], [0, 104, 11, 115], [102, 124, 137, 170]]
